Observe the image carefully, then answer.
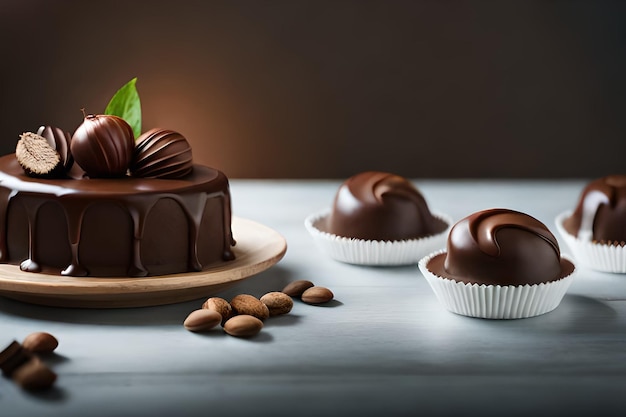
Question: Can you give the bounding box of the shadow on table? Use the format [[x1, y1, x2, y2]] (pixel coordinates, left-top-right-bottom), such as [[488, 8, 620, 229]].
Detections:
[[474, 293, 625, 335], [0, 265, 298, 326], [23, 385, 69, 403]]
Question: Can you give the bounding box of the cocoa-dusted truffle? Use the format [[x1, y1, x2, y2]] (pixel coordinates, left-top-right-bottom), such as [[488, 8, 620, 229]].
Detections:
[[15, 132, 61, 178], [428, 208, 574, 285], [563, 175, 626, 245], [70, 114, 134, 178], [325, 171, 447, 241], [131, 128, 193, 179]]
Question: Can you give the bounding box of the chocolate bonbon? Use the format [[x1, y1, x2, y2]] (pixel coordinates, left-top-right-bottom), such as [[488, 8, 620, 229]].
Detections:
[[431, 208, 572, 285], [305, 171, 450, 265], [325, 171, 447, 241], [562, 175, 626, 244], [419, 208, 576, 319]]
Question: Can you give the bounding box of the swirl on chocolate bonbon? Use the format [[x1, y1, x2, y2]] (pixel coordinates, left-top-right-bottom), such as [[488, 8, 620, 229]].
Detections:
[[441, 209, 563, 285], [325, 171, 447, 241]]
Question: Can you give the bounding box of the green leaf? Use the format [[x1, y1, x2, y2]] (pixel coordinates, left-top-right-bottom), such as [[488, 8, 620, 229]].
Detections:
[[104, 77, 142, 138]]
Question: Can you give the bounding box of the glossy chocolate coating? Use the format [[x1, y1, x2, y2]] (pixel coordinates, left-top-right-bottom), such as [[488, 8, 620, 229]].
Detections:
[[0, 154, 235, 277], [36, 125, 73, 172], [131, 128, 193, 179], [429, 209, 571, 285], [563, 175, 626, 244], [325, 171, 447, 241], [70, 115, 134, 178]]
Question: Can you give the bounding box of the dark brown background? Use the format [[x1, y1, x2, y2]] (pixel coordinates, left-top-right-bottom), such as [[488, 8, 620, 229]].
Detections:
[[1, 0, 625, 179]]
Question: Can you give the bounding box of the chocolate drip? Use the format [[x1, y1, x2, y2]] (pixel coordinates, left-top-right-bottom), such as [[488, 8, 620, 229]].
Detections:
[[175, 192, 207, 272], [18, 198, 46, 273], [0, 188, 16, 261], [60, 198, 90, 276], [126, 201, 151, 277], [222, 191, 236, 260]]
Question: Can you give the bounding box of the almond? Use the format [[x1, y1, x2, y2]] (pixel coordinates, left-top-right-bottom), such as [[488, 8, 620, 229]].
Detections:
[[202, 297, 233, 325], [22, 332, 58, 354], [260, 292, 293, 316], [223, 315, 263, 337], [281, 280, 314, 297], [183, 309, 222, 332], [301, 286, 334, 304], [230, 294, 269, 320], [11, 357, 57, 391]]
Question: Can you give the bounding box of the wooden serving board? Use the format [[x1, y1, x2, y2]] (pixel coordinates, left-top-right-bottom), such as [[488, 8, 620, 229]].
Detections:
[[0, 217, 287, 308]]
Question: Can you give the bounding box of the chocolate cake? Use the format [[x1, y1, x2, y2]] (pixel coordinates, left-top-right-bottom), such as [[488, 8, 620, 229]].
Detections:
[[0, 119, 235, 278], [324, 171, 447, 241], [427, 208, 574, 285], [562, 175, 626, 245]]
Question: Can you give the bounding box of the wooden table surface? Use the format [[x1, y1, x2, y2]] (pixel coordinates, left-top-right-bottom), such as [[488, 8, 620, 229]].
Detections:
[[1, 179, 625, 417]]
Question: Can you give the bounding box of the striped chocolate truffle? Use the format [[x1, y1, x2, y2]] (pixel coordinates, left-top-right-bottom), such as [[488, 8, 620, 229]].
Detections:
[[130, 128, 193, 179]]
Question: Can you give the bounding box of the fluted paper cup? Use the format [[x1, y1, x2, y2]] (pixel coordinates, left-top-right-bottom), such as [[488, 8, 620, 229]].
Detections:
[[418, 250, 576, 319], [304, 209, 451, 266], [555, 211, 626, 273]]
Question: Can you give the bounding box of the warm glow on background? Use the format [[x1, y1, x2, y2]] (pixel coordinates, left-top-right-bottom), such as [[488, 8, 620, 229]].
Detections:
[[1, 0, 625, 178]]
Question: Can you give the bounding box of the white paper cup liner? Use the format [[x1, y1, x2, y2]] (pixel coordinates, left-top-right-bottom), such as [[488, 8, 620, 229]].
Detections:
[[555, 211, 626, 273], [418, 250, 576, 319], [304, 209, 451, 266]]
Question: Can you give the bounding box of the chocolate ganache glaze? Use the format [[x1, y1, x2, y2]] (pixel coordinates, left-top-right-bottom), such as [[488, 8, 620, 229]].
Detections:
[[324, 171, 447, 241], [428, 209, 574, 285], [563, 175, 626, 244], [0, 154, 235, 277]]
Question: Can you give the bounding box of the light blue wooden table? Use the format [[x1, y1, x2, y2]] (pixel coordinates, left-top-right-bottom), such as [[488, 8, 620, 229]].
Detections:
[[1, 179, 625, 417]]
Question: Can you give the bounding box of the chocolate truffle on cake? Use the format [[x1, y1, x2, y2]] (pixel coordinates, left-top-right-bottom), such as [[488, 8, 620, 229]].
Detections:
[[15, 132, 62, 178], [419, 209, 576, 319], [37, 125, 73, 172], [131, 128, 193, 179], [305, 171, 451, 266], [556, 175, 626, 272], [71, 114, 134, 178]]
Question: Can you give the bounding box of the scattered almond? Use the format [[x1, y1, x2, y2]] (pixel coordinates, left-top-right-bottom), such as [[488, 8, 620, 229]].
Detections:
[[22, 332, 58, 354], [230, 294, 270, 320], [260, 292, 293, 316], [183, 309, 222, 332], [202, 297, 233, 325], [281, 280, 314, 297], [11, 357, 57, 391], [223, 315, 263, 337], [301, 286, 334, 304]]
